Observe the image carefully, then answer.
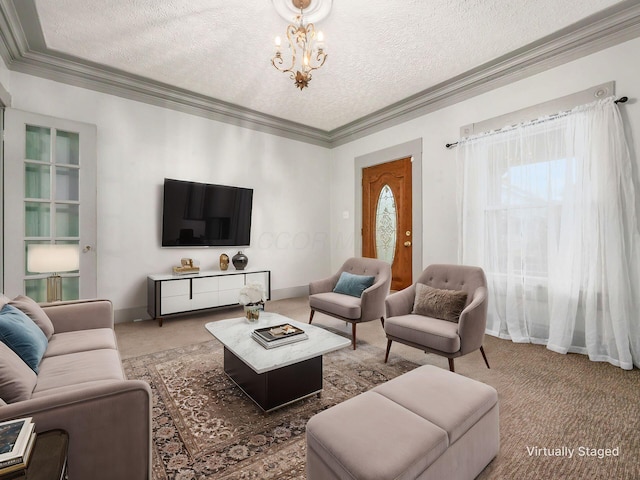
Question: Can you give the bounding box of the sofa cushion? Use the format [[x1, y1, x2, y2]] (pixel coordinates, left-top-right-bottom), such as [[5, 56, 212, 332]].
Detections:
[[10, 295, 55, 340], [44, 328, 117, 358], [0, 304, 48, 373], [333, 272, 375, 298], [32, 349, 125, 396], [309, 292, 361, 320], [385, 314, 461, 354], [0, 341, 37, 403], [306, 390, 448, 480], [373, 365, 498, 444], [412, 283, 467, 323]]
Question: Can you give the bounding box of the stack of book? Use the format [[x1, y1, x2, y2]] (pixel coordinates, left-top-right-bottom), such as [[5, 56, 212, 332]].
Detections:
[[252, 323, 308, 349], [0, 418, 36, 477]]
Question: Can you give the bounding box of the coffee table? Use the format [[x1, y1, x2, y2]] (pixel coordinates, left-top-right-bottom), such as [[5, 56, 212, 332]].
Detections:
[[205, 312, 350, 412]]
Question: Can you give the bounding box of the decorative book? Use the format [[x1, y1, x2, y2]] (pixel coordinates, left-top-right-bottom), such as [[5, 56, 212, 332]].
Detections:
[[0, 418, 36, 475], [172, 266, 200, 275], [252, 324, 308, 349]]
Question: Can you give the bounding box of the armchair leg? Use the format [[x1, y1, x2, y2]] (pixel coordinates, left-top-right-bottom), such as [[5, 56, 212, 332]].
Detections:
[[448, 358, 455, 372], [309, 310, 315, 324], [480, 346, 490, 369], [385, 339, 392, 363], [380, 317, 385, 328], [351, 323, 357, 350]]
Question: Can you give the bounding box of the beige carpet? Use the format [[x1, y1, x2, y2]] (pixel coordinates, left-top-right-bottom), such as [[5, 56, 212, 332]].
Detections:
[[117, 298, 640, 479]]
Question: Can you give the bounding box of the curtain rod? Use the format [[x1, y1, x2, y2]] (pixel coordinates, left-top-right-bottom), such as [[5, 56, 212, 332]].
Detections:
[[444, 96, 629, 149]]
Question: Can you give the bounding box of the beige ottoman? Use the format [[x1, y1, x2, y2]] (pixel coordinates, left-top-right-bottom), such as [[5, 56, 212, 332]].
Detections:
[[306, 365, 499, 480]]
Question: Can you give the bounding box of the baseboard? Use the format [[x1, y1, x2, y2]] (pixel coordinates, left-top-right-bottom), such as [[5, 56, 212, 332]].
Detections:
[[114, 285, 309, 323], [114, 305, 150, 324], [271, 285, 308, 301]]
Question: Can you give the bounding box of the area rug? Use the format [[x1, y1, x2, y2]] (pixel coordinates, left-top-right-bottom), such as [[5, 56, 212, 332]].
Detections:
[[123, 339, 418, 480]]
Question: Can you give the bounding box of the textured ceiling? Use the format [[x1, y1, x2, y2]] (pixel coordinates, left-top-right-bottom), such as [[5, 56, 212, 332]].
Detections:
[[31, 0, 627, 131]]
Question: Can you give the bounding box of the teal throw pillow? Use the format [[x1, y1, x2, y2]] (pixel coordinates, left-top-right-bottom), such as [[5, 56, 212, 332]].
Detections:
[[333, 272, 375, 298], [0, 304, 48, 373]]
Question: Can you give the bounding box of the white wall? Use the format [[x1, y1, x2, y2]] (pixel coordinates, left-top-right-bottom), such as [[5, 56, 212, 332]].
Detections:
[[5, 73, 333, 320], [3, 35, 640, 320], [329, 36, 640, 273]]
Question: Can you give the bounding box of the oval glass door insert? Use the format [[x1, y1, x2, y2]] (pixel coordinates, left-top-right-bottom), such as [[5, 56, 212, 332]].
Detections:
[[375, 184, 397, 264]]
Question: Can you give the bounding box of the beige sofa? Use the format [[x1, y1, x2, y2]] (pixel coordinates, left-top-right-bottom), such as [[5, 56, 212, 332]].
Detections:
[[0, 296, 151, 480]]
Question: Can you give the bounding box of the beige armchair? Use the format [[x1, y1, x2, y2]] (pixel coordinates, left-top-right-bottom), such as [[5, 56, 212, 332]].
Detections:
[[309, 257, 392, 349], [384, 264, 490, 372]]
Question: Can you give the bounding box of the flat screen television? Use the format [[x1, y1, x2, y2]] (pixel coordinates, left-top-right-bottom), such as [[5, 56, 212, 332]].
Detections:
[[161, 178, 253, 247]]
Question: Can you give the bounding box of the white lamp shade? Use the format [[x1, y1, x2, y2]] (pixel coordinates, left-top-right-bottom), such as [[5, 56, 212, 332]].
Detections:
[[27, 244, 80, 273]]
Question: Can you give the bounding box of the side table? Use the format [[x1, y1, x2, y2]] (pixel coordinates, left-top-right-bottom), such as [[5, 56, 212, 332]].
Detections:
[[0, 430, 68, 480]]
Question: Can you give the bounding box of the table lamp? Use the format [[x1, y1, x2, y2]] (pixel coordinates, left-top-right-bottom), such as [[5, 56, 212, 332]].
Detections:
[[27, 244, 80, 302]]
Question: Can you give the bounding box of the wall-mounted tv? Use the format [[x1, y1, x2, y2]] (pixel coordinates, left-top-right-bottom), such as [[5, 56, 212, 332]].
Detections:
[[162, 178, 253, 247]]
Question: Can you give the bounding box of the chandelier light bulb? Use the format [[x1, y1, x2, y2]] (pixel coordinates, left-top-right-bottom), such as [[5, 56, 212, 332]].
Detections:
[[316, 31, 325, 52]]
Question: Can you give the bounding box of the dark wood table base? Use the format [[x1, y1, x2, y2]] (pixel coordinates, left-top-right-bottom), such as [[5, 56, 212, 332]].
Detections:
[[0, 430, 68, 480], [223, 347, 323, 412]]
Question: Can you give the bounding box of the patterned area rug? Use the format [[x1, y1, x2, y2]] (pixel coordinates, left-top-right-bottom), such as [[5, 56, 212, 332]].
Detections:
[[123, 339, 417, 480]]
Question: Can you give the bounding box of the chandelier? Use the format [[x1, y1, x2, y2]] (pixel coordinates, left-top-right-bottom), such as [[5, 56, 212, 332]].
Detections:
[[271, 0, 331, 90]]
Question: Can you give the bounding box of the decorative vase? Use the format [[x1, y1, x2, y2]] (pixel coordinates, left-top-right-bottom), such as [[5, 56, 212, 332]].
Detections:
[[232, 251, 248, 270], [219, 253, 229, 271], [244, 304, 261, 323]]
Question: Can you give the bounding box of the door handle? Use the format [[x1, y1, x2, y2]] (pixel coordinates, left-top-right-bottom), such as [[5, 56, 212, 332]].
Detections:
[[404, 241, 412, 247]]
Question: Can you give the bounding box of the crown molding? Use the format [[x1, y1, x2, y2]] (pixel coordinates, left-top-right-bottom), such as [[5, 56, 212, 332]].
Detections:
[[328, 0, 640, 147], [0, 0, 639, 149], [0, 0, 332, 147]]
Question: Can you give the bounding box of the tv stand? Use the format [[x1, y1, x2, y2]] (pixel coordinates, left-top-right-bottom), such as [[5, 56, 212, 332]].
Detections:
[[147, 269, 270, 326]]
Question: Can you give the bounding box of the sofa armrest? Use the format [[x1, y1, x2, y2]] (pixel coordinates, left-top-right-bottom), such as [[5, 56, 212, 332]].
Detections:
[[458, 286, 488, 355], [309, 273, 341, 295], [42, 299, 113, 333], [385, 285, 416, 318], [0, 380, 151, 480]]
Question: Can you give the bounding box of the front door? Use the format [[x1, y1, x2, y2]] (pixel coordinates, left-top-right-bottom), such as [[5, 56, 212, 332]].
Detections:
[[362, 157, 412, 290], [3, 109, 97, 301]]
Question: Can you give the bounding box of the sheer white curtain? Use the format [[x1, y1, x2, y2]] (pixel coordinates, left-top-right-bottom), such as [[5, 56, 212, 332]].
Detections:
[[457, 97, 640, 370]]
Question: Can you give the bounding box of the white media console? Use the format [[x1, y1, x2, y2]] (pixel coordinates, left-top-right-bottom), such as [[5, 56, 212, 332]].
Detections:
[[147, 269, 271, 326]]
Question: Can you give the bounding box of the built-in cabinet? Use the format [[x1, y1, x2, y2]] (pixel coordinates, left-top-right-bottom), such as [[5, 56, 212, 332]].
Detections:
[[147, 269, 270, 326]]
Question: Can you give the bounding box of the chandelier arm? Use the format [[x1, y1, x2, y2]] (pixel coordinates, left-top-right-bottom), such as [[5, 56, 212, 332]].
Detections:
[[300, 22, 325, 71], [271, 23, 299, 74], [306, 52, 327, 72]]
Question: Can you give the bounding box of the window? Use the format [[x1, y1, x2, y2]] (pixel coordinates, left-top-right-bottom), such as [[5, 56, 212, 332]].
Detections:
[[458, 97, 640, 370]]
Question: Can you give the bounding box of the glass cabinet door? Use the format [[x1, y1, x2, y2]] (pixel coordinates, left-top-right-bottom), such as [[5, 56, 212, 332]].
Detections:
[[24, 127, 81, 301], [4, 109, 97, 302]]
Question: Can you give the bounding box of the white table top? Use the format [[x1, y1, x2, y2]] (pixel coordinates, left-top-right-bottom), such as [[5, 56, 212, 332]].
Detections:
[[205, 312, 351, 374], [148, 268, 269, 281]]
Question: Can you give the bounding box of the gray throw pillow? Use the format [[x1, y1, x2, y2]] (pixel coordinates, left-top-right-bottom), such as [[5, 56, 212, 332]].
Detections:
[[10, 295, 55, 340], [412, 283, 468, 323]]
